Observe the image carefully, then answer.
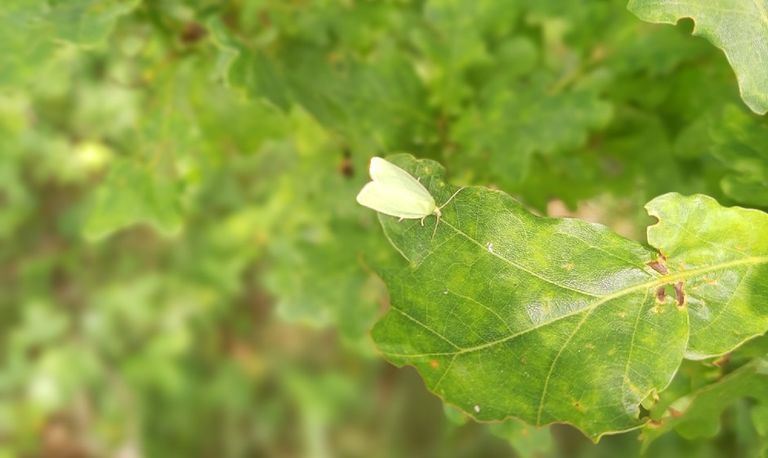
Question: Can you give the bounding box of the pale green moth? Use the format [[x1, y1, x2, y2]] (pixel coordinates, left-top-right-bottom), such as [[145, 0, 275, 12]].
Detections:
[[356, 157, 464, 236]]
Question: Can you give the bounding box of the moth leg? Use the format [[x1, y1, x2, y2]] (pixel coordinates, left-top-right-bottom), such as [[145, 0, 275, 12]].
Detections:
[[420, 216, 426, 226], [399, 217, 404, 222], [431, 215, 440, 241]]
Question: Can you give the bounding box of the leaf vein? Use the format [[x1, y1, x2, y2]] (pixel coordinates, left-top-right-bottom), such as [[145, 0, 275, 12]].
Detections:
[[691, 265, 753, 336], [386, 256, 768, 358], [446, 288, 515, 334], [391, 306, 460, 349], [621, 289, 650, 412], [536, 306, 597, 424], [442, 219, 600, 298]]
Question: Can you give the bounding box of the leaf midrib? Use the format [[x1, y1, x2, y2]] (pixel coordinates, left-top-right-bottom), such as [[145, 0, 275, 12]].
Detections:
[[461, 255, 768, 355], [386, 253, 768, 359], [441, 219, 606, 298]]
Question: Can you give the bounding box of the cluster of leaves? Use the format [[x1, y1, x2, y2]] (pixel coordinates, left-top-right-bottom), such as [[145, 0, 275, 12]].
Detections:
[[0, 0, 766, 456]]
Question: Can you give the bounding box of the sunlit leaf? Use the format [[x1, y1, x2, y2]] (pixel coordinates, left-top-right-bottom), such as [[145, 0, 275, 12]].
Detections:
[[647, 193, 768, 358], [371, 155, 768, 439]]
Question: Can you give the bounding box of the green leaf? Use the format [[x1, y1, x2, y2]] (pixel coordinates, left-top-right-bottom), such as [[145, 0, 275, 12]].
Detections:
[[709, 105, 768, 207], [266, 220, 388, 349], [452, 86, 612, 185], [515, 108, 681, 211], [234, 44, 430, 152], [443, 404, 555, 457], [627, 0, 768, 115], [370, 155, 768, 440], [206, 16, 241, 88], [647, 193, 768, 358], [83, 158, 182, 240], [0, 0, 139, 87], [487, 419, 555, 458], [416, 0, 517, 114], [640, 357, 768, 450]]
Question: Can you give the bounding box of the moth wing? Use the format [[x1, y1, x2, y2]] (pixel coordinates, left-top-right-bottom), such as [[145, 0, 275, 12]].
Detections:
[[369, 157, 432, 200], [356, 181, 436, 219]]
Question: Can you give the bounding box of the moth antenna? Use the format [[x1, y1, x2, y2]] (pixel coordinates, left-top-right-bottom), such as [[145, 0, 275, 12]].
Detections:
[[425, 187, 466, 243], [430, 187, 465, 242], [438, 186, 467, 211]]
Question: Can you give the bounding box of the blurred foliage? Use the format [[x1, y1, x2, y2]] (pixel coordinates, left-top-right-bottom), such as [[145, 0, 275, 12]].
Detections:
[[0, 0, 766, 457], [628, 0, 768, 115]]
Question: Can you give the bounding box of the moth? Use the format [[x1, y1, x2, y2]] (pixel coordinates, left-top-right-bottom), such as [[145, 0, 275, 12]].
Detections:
[[356, 157, 464, 236]]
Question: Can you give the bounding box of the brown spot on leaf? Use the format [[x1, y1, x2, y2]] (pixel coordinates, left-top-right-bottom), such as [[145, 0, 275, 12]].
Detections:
[[674, 281, 685, 306], [429, 359, 440, 369], [656, 286, 666, 303], [647, 255, 668, 275]]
